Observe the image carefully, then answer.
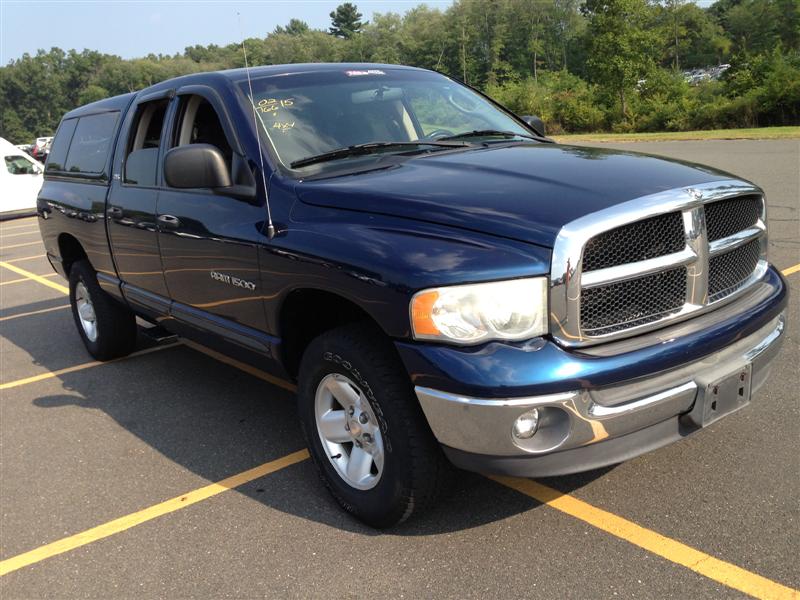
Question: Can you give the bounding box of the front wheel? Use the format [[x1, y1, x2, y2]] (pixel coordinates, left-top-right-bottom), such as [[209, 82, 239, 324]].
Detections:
[[69, 260, 137, 360], [297, 324, 448, 528]]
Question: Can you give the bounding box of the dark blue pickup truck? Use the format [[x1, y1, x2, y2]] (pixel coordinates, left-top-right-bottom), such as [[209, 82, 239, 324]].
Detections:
[[37, 63, 787, 527]]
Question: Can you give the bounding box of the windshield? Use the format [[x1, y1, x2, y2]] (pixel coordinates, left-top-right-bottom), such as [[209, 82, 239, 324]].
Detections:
[[238, 68, 531, 169]]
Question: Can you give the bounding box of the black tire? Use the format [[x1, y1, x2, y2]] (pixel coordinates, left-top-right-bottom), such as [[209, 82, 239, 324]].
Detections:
[[297, 323, 449, 528], [69, 259, 137, 360]]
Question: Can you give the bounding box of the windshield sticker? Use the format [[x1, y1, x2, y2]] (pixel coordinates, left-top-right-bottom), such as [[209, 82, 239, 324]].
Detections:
[[345, 69, 385, 77]]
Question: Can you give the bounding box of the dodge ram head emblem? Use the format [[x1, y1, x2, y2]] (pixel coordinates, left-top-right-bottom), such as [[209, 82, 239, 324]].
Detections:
[[210, 271, 257, 291]]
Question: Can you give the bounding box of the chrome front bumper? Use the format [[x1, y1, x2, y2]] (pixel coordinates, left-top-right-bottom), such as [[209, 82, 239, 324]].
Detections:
[[415, 313, 785, 474]]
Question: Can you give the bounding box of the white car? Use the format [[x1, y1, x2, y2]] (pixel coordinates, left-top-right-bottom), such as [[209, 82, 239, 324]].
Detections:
[[1, 138, 43, 220]]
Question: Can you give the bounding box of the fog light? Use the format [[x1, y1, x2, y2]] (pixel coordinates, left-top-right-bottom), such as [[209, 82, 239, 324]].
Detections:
[[512, 408, 540, 440]]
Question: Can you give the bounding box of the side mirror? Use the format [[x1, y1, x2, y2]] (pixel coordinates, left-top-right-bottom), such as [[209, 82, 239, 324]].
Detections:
[[521, 115, 546, 137], [163, 144, 232, 189]]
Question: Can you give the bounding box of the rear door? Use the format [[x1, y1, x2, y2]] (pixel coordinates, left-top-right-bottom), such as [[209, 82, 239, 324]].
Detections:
[[156, 87, 270, 350], [107, 91, 172, 313]]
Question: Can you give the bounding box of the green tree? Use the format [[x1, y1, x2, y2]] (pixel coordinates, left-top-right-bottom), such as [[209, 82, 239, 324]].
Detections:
[[654, 2, 730, 68], [398, 6, 449, 70], [582, 0, 660, 119], [719, 0, 779, 54], [274, 19, 310, 36], [775, 0, 800, 50], [361, 13, 403, 63], [329, 3, 366, 39]]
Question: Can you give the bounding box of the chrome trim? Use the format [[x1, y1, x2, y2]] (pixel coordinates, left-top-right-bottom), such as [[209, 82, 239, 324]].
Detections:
[[709, 221, 765, 255], [745, 313, 785, 361], [582, 247, 696, 288], [416, 313, 785, 457], [684, 206, 708, 306], [415, 388, 576, 408], [588, 381, 697, 418], [550, 180, 768, 347]]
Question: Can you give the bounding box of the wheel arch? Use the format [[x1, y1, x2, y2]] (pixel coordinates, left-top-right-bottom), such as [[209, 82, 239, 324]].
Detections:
[[57, 233, 90, 276], [278, 287, 394, 380]]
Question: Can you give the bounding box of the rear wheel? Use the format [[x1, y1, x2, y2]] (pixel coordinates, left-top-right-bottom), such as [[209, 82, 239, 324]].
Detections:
[[69, 260, 137, 360], [297, 323, 448, 528]]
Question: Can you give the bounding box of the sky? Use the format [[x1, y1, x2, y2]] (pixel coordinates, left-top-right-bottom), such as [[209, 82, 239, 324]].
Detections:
[[0, 0, 455, 63]]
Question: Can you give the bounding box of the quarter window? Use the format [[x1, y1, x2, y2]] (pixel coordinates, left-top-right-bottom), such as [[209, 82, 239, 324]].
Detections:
[[45, 118, 78, 173], [64, 112, 119, 175]]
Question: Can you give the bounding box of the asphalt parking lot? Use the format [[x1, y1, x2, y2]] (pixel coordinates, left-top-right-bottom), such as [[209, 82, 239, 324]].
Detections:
[[1, 139, 798, 598]]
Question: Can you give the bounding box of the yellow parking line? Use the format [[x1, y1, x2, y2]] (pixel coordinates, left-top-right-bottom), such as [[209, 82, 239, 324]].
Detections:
[[0, 305, 70, 322], [0, 273, 58, 286], [492, 476, 798, 600], [0, 240, 43, 250], [0, 343, 180, 391], [0, 261, 68, 294], [5, 254, 46, 263], [0, 221, 37, 231], [782, 263, 800, 277], [0, 449, 309, 576], [0, 230, 40, 239]]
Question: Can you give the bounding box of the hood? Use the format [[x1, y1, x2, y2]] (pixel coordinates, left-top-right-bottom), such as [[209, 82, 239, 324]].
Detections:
[[295, 143, 741, 248]]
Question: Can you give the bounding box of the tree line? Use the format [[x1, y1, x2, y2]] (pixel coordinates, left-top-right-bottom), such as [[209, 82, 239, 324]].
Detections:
[[1, 0, 798, 142]]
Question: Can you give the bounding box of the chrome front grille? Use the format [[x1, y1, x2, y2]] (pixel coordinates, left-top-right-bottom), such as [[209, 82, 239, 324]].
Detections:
[[705, 194, 762, 241], [581, 267, 687, 335], [550, 181, 768, 347], [582, 212, 685, 271], [708, 238, 762, 301]]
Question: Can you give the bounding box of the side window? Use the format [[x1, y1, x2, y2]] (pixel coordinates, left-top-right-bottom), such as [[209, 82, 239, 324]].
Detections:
[[5, 155, 40, 175], [64, 112, 119, 175], [45, 118, 78, 172], [124, 100, 168, 186], [173, 95, 233, 166]]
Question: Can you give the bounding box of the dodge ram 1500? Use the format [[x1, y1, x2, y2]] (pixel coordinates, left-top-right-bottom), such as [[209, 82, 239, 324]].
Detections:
[[37, 63, 788, 527]]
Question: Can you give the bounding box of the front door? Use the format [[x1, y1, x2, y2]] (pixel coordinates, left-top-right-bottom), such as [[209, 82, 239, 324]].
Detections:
[[107, 94, 171, 309], [156, 91, 270, 350]]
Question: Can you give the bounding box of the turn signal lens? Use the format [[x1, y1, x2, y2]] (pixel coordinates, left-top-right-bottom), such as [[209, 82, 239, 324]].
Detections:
[[410, 278, 548, 344], [410, 290, 440, 336]]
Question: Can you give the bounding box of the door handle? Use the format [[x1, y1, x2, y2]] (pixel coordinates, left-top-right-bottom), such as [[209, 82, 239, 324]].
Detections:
[[107, 206, 123, 218], [157, 214, 180, 229]]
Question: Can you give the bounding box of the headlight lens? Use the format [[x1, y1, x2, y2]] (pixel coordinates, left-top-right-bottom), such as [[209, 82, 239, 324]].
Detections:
[[410, 278, 548, 344]]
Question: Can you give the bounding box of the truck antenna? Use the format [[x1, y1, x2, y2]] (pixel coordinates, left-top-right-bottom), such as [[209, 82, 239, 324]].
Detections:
[[238, 12, 275, 239]]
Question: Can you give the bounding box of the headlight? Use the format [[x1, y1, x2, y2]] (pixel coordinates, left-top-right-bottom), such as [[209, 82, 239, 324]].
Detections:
[[410, 278, 548, 344]]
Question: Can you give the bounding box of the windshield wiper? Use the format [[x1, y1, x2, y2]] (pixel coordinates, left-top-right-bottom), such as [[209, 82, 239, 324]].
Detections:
[[437, 129, 540, 142], [290, 141, 469, 169]]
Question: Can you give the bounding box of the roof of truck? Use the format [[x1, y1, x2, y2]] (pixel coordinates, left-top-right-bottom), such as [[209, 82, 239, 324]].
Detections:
[[219, 62, 423, 80], [63, 92, 136, 120]]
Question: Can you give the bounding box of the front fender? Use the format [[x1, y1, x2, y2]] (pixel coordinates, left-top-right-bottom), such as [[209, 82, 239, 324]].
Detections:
[[259, 201, 552, 338]]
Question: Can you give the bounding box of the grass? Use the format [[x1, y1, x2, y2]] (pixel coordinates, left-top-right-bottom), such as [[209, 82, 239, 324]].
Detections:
[[552, 126, 800, 143]]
